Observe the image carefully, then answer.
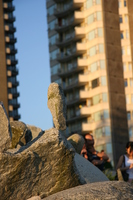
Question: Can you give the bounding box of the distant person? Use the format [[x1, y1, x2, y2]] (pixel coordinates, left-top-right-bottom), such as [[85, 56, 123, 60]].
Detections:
[[81, 134, 109, 171], [116, 141, 133, 182]]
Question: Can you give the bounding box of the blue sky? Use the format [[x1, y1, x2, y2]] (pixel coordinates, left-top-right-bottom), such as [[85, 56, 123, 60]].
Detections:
[[13, 0, 53, 130]]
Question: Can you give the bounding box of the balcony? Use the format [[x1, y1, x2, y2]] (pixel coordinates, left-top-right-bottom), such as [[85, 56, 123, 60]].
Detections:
[[58, 63, 84, 77], [3, 3, 15, 11], [5, 36, 17, 43], [66, 108, 88, 123], [12, 92, 20, 98], [4, 14, 15, 22], [7, 59, 18, 65], [13, 114, 21, 120], [75, 26, 86, 39], [5, 25, 16, 33], [12, 81, 19, 87], [7, 68, 19, 76], [6, 47, 17, 54], [55, 32, 75, 47]]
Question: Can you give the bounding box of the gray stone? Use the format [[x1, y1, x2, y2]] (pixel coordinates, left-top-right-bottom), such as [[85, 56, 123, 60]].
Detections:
[[67, 134, 85, 154], [47, 83, 66, 130], [0, 128, 108, 200], [43, 181, 133, 200], [0, 102, 12, 152], [10, 121, 32, 148]]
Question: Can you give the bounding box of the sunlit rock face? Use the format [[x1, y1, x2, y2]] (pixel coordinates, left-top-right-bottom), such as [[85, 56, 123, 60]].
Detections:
[[0, 102, 12, 152], [47, 83, 66, 130]]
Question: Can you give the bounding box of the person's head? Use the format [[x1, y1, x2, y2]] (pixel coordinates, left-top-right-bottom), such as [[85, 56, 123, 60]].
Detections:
[[126, 141, 133, 154], [85, 134, 94, 149]]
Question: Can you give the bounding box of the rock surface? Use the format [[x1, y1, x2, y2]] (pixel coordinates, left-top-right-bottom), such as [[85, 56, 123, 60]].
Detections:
[[0, 128, 108, 200], [0, 102, 12, 152], [27, 124, 44, 140], [43, 181, 133, 200], [67, 134, 85, 154], [47, 83, 66, 130], [10, 121, 32, 148]]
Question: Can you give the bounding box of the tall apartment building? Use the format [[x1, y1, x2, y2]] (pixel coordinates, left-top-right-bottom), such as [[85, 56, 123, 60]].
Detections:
[[0, 0, 20, 121], [46, 0, 132, 167]]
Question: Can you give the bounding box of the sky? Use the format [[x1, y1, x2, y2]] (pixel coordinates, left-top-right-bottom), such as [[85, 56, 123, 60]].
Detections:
[[13, 0, 53, 130]]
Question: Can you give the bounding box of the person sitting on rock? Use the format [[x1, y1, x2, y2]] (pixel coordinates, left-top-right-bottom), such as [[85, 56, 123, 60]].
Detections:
[[81, 134, 109, 171]]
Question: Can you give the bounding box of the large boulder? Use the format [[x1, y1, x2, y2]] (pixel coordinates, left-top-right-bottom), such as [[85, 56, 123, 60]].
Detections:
[[0, 128, 108, 200], [10, 121, 32, 148], [43, 181, 133, 200], [0, 102, 12, 152], [67, 134, 85, 154], [47, 83, 66, 130]]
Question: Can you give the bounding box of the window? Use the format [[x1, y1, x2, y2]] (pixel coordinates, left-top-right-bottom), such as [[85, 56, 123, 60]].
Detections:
[[123, 63, 126, 71], [129, 128, 133, 138], [121, 32, 124, 39], [103, 110, 109, 119], [93, 94, 100, 105], [100, 60, 105, 69], [118, 0, 122, 7], [97, 28, 103, 37], [127, 46, 131, 55], [101, 76, 106, 86], [124, 15, 128, 23], [96, 12, 102, 21], [92, 78, 99, 88], [88, 30, 95, 41], [47, 4, 56, 16], [86, 0, 93, 9], [124, 0, 127, 7], [126, 30, 129, 39], [95, 128, 103, 139], [127, 111, 131, 120], [124, 79, 128, 87], [89, 46, 96, 56], [49, 34, 58, 45], [102, 93, 108, 102], [87, 14, 94, 24], [96, 0, 101, 4], [126, 95, 129, 104], [99, 44, 104, 53], [128, 63, 132, 71], [122, 47, 125, 55], [119, 15, 123, 23], [51, 64, 60, 75], [90, 62, 97, 72], [130, 78, 133, 87], [131, 94, 133, 103], [106, 143, 112, 154], [94, 111, 101, 121], [48, 19, 57, 30], [50, 48, 59, 60], [105, 126, 111, 136]]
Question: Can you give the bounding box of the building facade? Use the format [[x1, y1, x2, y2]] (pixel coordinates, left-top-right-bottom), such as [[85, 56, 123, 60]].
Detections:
[[46, 0, 133, 167], [0, 0, 20, 121]]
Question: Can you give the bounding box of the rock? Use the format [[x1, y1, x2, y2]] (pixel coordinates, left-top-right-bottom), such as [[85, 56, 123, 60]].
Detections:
[[47, 83, 66, 130], [67, 134, 85, 154], [0, 102, 12, 152], [26, 124, 44, 140], [0, 128, 108, 200], [10, 121, 32, 148], [43, 181, 133, 200]]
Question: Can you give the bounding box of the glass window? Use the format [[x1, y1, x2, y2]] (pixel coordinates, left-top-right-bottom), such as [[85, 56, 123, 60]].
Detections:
[[90, 62, 97, 72], [97, 12, 102, 21], [96, 145, 104, 153], [106, 143, 112, 154], [127, 111, 131, 120], [126, 95, 129, 104], [125, 15, 128, 23], [121, 32, 124, 39], [128, 63, 132, 71], [100, 60, 105, 69], [102, 93, 108, 102], [87, 14, 94, 24], [126, 30, 129, 39], [92, 78, 99, 88], [97, 28, 103, 37], [88, 30, 95, 41], [99, 44, 104, 53], [105, 126, 111, 136], [50, 48, 59, 60], [123, 63, 126, 71], [48, 19, 57, 30], [47, 4, 56, 16], [86, 0, 93, 8], [96, 0, 101, 4], [93, 94, 100, 105], [118, 0, 122, 7], [119, 15, 123, 23], [131, 94, 133, 103], [124, 0, 127, 7], [54, 78, 61, 85], [124, 79, 128, 87], [127, 46, 131, 55], [101, 76, 106, 86], [51, 64, 60, 75], [89, 46, 96, 56], [49, 34, 58, 45], [130, 78, 133, 87], [95, 128, 103, 139], [94, 111, 101, 121], [103, 110, 109, 119], [122, 47, 125, 55], [129, 128, 133, 138]]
